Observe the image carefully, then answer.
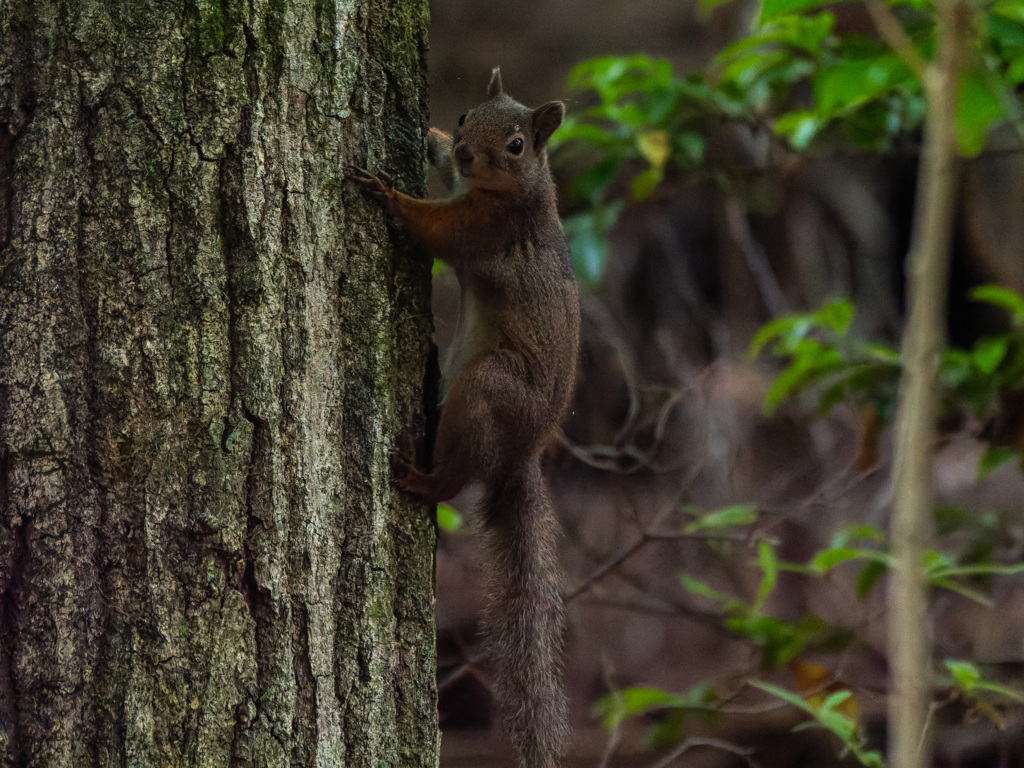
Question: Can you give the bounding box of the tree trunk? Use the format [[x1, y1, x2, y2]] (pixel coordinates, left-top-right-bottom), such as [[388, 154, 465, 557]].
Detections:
[[0, 0, 437, 765]]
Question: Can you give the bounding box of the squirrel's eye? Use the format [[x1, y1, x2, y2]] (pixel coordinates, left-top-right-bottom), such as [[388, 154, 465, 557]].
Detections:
[[507, 137, 524, 156], [457, 114, 466, 127]]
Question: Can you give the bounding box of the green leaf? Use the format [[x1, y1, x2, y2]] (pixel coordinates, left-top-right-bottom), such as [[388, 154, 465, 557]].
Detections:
[[856, 560, 887, 599], [685, 503, 759, 532], [775, 110, 824, 149], [922, 549, 956, 574], [929, 577, 994, 606], [956, 72, 1004, 157], [749, 315, 805, 358], [754, 681, 875, 761], [862, 342, 901, 364], [734, 614, 809, 667], [552, 120, 626, 151], [839, 93, 920, 148], [763, 359, 814, 415], [977, 445, 1019, 480], [673, 131, 708, 165], [754, 540, 779, 612], [566, 222, 608, 286], [815, 706, 857, 740], [940, 348, 975, 388], [810, 545, 891, 574], [813, 51, 912, 115], [811, 547, 862, 572], [568, 55, 674, 106], [823, 689, 854, 710], [759, 0, 847, 24], [563, 201, 624, 285], [972, 336, 1009, 375], [616, 686, 678, 713], [680, 573, 739, 608], [944, 659, 982, 689], [993, 0, 1024, 25], [699, 0, 742, 14], [630, 165, 664, 201], [813, 298, 855, 333], [751, 681, 815, 714], [436, 503, 464, 532], [831, 523, 886, 547], [570, 155, 624, 206], [762, 343, 844, 415], [593, 683, 719, 730], [970, 284, 1024, 325], [930, 561, 1024, 578]]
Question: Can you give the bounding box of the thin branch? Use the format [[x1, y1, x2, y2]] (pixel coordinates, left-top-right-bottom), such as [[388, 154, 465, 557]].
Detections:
[[864, 0, 928, 79], [724, 195, 788, 317], [579, 594, 734, 634], [648, 736, 761, 768], [918, 699, 942, 765], [597, 655, 625, 768], [645, 529, 753, 544], [437, 652, 487, 693], [886, 2, 970, 768], [566, 506, 758, 605], [567, 536, 654, 604]]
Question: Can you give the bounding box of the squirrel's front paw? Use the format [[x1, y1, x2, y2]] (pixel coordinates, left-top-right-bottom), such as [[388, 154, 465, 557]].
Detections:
[[389, 447, 414, 482], [388, 426, 415, 478], [347, 166, 395, 205], [390, 430, 439, 501], [390, 447, 434, 501]]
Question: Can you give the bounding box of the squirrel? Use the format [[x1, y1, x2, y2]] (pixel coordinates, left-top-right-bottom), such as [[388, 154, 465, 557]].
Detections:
[[351, 68, 579, 768]]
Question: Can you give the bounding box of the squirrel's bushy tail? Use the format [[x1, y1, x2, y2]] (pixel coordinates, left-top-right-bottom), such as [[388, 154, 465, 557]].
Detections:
[[480, 458, 569, 768]]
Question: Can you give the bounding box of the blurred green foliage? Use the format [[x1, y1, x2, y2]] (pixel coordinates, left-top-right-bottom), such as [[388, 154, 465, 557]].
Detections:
[[553, 0, 1024, 284], [596, 509, 1024, 762], [560, 3, 1024, 758], [751, 285, 1024, 478]]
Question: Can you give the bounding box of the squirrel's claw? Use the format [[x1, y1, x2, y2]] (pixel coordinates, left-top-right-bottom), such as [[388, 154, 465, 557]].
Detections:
[[347, 165, 395, 203], [389, 447, 413, 484], [389, 429, 417, 476]]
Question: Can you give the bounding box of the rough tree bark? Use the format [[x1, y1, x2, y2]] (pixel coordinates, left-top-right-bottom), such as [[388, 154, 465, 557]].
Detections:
[[0, 0, 437, 765]]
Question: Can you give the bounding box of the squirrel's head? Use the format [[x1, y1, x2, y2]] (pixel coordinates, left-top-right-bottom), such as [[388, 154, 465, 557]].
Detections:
[[449, 67, 564, 194]]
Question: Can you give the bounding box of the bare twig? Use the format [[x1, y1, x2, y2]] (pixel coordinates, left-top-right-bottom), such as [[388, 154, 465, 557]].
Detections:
[[567, 503, 673, 603], [557, 434, 658, 473], [864, 0, 928, 79], [568, 536, 655, 604], [724, 195, 788, 317], [597, 654, 624, 768], [556, 382, 692, 475], [437, 651, 487, 694], [648, 736, 761, 768], [577, 594, 727, 631], [566, 503, 758, 605]]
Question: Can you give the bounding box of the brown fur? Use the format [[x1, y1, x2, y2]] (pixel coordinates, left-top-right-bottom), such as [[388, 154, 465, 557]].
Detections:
[[351, 70, 579, 767]]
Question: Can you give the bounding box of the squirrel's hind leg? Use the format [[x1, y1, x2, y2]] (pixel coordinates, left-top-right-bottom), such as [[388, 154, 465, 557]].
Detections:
[[394, 355, 535, 502]]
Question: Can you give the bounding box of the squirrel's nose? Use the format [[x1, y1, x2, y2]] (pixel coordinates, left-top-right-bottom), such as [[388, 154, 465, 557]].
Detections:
[[454, 143, 474, 164]]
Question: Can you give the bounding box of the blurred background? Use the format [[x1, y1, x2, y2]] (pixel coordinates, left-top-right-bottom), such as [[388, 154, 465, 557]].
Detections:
[[424, 1, 1024, 765]]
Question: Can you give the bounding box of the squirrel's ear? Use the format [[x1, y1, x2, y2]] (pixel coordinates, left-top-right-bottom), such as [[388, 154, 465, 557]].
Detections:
[[530, 101, 564, 151], [487, 67, 504, 97]]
